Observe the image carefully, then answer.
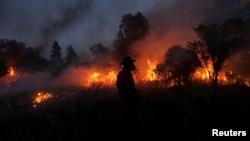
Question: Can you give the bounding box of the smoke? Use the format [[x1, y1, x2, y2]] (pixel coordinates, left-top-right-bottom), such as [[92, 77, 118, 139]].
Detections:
[[1, 0, 248, 55], [5, 72, 51, 93], [40, 0, 93, 48], [0, 0, 155, 56], [1, 65, 115, 94], [131, 0, 250, 78], [0, 0, 249, 93]]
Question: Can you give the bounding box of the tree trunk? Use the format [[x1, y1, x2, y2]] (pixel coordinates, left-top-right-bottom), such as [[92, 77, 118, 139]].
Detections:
[[212, 71, 218, 98]]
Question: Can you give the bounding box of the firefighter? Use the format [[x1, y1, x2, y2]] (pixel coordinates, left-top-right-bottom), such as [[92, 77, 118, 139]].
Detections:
[[116, 56, 141, 125]]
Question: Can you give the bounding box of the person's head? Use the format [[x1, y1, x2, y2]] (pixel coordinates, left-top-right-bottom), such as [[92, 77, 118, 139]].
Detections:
[[120, 56, 136, 71]]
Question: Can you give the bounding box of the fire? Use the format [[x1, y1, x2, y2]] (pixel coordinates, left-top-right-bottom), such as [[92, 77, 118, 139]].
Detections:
[[9, 66, 15, 76], [0, 66, 20, 88], [83, 70, 117, 87], [33, 91, 53, 108], [193, 61, 229, 84], [145, 59, 158, 81], [193, 68, 210, 81], [82, 58, 160, 87], [245, 80, 250, 87], [92, 72, 100, 79], [193, 61, 213, 81], [106, 70, 116, 83]]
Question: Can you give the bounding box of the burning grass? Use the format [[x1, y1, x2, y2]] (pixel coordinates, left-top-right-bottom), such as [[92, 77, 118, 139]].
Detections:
[[83, 70, 117, 87], [33, 91, 53, 108], [1, 58, 249, 94], [0, 59, 249, 140]]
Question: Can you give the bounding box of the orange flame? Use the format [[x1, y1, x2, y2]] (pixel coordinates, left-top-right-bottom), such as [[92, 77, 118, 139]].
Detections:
[[92, 72, 100, 79], [193, 61, 229, 84], [33, 91, 53, 108], [9, 66, 15, 76], [82, 59, 160, 86], [245, 80, 250, 87], [145, 59, 158, 81], [83, 70, 117, 87]]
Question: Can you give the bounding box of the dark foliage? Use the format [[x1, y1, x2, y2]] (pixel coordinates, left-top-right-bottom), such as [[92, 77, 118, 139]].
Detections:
[[114, 12, 149, 62], [163, 45, 201, 86], [0, 39, 27, 67], [187, 17, 247, 95], [49, 41, 64, 75], [65, 45, 80, 67], [50, 41, 62, 62], [0, 39, 49, 71], [88, 43, 114, 68], [0, 58, 8, 77], [90, 43, 110, 60]]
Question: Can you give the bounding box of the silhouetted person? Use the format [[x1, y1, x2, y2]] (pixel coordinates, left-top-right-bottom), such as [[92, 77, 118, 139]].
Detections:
[[116, 56, 141, 126]]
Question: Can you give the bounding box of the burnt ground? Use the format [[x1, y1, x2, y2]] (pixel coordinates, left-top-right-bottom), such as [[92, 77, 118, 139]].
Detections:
[[0, 84, 250, 140]]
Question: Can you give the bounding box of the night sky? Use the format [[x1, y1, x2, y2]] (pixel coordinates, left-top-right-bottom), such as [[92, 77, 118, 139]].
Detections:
[[0, 0, 249, 57]]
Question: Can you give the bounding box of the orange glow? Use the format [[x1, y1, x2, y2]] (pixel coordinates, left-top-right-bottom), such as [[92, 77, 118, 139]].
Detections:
[[145, 59, 158, 81], [193, 61, 229, 84], [0, 66, 21, 86], [106, 70, 116, 83], [33, 91, 53, 108], [245, 80, 250, 87], [92, 72, 100, 79], [9, 66, 15, 76], [83, 70, 117, 87]]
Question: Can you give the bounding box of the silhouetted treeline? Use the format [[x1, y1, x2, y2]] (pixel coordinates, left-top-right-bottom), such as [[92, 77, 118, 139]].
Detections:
[[0, 39, 81, 77], [0, 12, 151, 78], [0, 39, 48, 73]]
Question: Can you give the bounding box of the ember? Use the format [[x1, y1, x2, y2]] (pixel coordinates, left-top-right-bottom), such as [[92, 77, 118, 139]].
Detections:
[[0, 66, 20, 88], [9, 66, 15, 76], [33, 91, 53, 108]]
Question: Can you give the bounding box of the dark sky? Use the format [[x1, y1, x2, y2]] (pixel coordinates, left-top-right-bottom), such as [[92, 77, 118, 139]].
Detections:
[[0, 0, 249, 57], [0, 0, 155, 52]]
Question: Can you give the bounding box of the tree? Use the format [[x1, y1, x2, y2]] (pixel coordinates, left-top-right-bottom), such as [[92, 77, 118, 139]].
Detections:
[[187, 17, 246, 95], [21, 47, 49, 71], [89, 43, 113, 67], [114, 12, 149, 62], [0, 39, 49, 71], [50, 41, 62, 62], [49, 41, 64, 75], [164, 45, 201, 86], [0, 39, 26, 67], [0, 58, 8, 77], [90, 43, 110, 59], [65, 45, 80, 66]]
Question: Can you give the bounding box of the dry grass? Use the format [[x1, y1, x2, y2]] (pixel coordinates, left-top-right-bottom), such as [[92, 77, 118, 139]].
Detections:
[[0, 84, 249, 140]]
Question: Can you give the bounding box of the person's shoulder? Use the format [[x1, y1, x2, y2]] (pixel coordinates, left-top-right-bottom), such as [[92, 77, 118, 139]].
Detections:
[[117, 70, 128, 78], [117, 70, 123, 77]]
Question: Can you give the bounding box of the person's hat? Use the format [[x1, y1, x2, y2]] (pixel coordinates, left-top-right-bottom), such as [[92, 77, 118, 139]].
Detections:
[[120, 56, 136, 65]]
